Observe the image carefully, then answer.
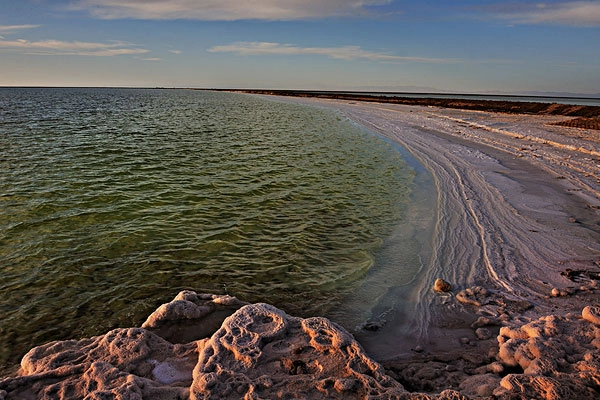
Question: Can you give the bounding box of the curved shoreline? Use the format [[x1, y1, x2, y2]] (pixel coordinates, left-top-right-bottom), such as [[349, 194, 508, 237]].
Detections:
[[2, 94, 600, 398], [215, 89, 600, 118], [263, 95, 600, 359]]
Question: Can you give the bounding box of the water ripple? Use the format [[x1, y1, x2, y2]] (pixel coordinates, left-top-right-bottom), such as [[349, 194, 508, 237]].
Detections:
[[0, 88, 413, 373]]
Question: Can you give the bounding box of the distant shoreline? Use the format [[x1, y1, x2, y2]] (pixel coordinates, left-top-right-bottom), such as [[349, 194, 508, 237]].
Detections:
[[218, 89, 600, 129]]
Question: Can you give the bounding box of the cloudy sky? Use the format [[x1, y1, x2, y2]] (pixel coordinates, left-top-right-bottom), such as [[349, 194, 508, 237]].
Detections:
[[1, 0, 599, 94]]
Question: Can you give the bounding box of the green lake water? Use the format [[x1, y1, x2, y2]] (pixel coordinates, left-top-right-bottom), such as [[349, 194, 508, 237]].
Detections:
[[0, 88, 420, 373]]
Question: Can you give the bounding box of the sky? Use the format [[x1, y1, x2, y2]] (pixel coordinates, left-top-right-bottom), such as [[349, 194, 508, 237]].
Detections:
[[1, 0, 599, 94]]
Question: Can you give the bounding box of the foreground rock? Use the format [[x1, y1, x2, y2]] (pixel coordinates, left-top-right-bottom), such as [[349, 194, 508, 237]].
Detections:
[[0, 291, 466, 400], [384, 286, 600, 399], [2, 290, 599, 399], [190, 302, 407, 399], [493, 311, 600, 399]]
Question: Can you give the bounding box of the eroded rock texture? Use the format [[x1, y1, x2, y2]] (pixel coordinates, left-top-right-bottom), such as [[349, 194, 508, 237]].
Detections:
[[1, 290, 599, 399], [1, 292, 422, 399], [190, 303, 406, 399], [494, 310, 600, 399], [0, 327, 196, 399]]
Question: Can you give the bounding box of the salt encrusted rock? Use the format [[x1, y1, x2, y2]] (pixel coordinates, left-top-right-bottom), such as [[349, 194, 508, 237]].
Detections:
[[456, 286, 489, 306], [3, 290, 600, 399], [0, 327, 196, 399], [142, 291, 248, 343], [471, 316, 500, 328], [143, 291, 246, 329], [436, 389, 469, 400], [459, 373, 500, 397], [0, 293, 416, 400], [190, 303, 408, 399], [494, 312, 600, 398], [434, 278, 452, 293], [475, 328, 493, 340], [582, 305, 600, 325], [496, 374, 570, 400]]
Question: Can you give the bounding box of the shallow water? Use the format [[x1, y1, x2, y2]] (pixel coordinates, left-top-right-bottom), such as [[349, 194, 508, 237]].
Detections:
[[0, 88, 428, 371]]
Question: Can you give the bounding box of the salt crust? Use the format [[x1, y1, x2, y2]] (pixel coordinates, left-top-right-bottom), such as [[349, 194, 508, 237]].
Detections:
[[1, 290, 600, 399]]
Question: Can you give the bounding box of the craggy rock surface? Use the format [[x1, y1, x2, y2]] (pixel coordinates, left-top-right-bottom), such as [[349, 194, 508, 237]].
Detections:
[[494, 311, 600, 399], [383, 285, 600, 399], [2, 290, 600, 399], [0, 291, 466, 400], [190, 302, 407, 399]]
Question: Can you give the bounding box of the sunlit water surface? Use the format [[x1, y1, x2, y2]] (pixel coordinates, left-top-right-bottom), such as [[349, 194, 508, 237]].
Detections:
[[0, 88, 423, 372]]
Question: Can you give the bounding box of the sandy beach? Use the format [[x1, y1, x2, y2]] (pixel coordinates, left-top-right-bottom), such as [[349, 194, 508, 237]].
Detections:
[[2, 94, 599, 399]]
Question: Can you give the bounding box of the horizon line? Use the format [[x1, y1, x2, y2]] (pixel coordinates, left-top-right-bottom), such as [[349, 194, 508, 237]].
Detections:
[[1, 86, 599, 100]]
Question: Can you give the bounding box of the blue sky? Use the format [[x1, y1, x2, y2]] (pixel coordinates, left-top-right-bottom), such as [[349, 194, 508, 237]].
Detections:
[[1, 1, 599, 94]]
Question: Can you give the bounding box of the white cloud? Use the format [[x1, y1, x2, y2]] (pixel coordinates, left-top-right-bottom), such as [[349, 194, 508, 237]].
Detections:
[[487, 1, 600, 27], [68, 0, 391, 20], [0, 38, 149, 56], [168, 49, 182, 54], [208, 41, 458, 63], [0, 24, 41, 33]]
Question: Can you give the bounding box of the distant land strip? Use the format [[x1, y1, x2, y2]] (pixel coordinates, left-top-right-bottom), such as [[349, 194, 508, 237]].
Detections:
[[211, 89, 600, 130]]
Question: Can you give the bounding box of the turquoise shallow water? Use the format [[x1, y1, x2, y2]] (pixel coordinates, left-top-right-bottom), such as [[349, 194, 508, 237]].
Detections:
[[0, 88, 417, 372]]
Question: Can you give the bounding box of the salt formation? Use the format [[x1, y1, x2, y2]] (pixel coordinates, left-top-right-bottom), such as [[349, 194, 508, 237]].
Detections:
[[2, 290, 599, 399], [190, 302, 407, 399], [493, 308, 600, 399], [0, 291, 466, 399]]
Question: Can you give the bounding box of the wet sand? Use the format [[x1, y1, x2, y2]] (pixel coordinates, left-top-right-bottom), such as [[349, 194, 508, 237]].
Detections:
[[260, 95, 600, 361]]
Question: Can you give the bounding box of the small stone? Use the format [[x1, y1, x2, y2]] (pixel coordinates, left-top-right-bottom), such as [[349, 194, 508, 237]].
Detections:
[[582, 305, 600, 325], [471, 316, 499, 328], [334, 378, 357, 392], [551, 288, 561, 297], [434, 278, 452, 293], [413, 345, 424, 353], [475, 328, 492, 340], [460, 337, 470, 345], [487, 362, 504, 374]]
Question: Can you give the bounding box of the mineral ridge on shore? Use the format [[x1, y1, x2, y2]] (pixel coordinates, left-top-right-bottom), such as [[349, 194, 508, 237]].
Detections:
[[1, 290, 600, 399]]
